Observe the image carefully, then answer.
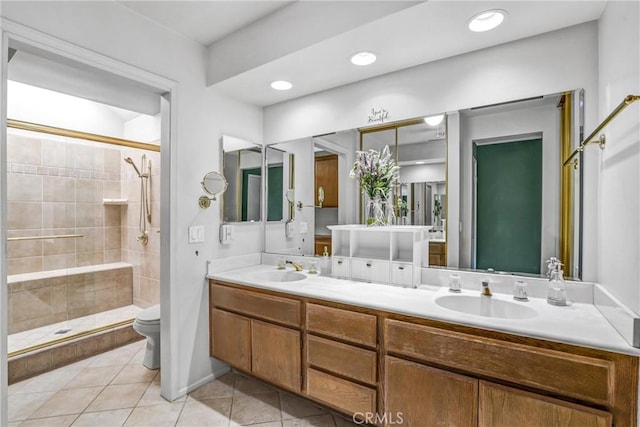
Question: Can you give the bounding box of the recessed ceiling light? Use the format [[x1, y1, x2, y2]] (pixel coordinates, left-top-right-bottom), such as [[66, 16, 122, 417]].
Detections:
[[416, 161, 425, 165], [350, 51, 376, 66], [270, 80, 292, 91], [468, 9, 506, 32], [424, 114, 444, 126]]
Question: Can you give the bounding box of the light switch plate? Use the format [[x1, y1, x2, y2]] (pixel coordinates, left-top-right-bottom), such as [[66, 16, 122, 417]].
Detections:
[[189, 225, 205, 243], [300, 221, 308, 234]]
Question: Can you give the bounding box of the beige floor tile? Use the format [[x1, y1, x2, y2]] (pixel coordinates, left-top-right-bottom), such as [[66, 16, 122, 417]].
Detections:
[[123, 402, 184, 427], [234, 374, 276, 396], [29, 387, 104, 419], [137, 377, 185, 407], [332, 414, 359, 427], [230, 391, 282, 426], [10, 362, 86, 394], [189, 371, 236, 400], [88, 342, 142, 368], [85, 383, 148, 412], [111, 364, 158, 385], [176, 397, 232, 427], [17, 415, 78, 427], [63, 365, 124, 389], [127, 346, 147, 365], [240, 422, 282, 427], [71, 408, 132, 427], [280, 392, 327, 420], [282, 414, 336, 427], [8, 391, 55, 421]]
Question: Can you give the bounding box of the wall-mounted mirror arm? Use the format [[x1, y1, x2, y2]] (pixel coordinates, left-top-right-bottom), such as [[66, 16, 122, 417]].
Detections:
[[199, 171, 228, 209]]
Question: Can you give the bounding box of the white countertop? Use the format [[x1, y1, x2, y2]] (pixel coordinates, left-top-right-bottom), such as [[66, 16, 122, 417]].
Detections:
[[208, 264, 640, 357]]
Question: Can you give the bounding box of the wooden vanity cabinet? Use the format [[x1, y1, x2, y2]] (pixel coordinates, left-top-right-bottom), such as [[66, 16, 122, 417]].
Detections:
[[305, 303, 378, 416], [478, 381, 612, 427], [210, 279, 638, 426], [209, 282, 302, 393], [385, 356, 478, 427]]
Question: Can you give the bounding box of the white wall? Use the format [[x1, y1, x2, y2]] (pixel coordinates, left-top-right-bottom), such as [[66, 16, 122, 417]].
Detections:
[[7, 81, 127, 137], [399, 163, 446, 184], [460, 104, 560, 274], [597, 1, 640, 314], [1, 1, 263, 402], [264, 22, 599, 279]]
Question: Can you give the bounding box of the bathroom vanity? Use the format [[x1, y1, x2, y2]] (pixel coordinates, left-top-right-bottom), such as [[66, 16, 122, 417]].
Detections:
[[208, 265, 639, 426]]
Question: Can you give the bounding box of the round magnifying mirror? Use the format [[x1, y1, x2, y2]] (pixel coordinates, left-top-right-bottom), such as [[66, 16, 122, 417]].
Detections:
[[199, 171, 228, 209]]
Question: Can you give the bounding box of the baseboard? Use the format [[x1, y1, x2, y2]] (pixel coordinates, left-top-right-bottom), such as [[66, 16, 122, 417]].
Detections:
[[178, 364, 231, 397]]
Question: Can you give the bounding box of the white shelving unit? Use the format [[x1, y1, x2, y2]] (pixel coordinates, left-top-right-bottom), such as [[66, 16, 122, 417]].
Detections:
[[327, 225, 432, 287]]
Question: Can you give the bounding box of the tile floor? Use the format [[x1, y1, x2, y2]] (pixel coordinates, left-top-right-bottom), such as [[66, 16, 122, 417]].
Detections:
[[9, 305, 143, 354], [8, 340, 360, 426]]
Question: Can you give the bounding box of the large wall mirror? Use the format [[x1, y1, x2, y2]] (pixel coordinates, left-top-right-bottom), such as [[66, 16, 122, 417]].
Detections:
[[222, 135, 263, 222], [458, 91, 583, 279], [264, 131, 358, 256], [262, 89, 583, 279]]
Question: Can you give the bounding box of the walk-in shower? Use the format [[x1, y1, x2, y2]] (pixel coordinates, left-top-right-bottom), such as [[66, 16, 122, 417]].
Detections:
[[6, 121, 161, 384]]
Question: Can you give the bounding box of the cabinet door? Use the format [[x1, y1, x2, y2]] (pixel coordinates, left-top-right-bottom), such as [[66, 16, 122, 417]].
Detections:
[[385, 356, 478, 427], [315, 154, 338, 207], [479, 381, 612, 427], [251, 319, 301, 393], [210, 308, 251, 372]]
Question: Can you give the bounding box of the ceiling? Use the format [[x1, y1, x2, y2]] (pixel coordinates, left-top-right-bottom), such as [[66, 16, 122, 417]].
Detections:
[[116, 0, 606, 107]]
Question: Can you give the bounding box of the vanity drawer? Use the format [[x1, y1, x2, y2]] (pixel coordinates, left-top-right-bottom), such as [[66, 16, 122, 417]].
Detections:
[[351, 258, 390, 283], [332, 256, 350, 279], [306, 303, 377, 347], [307, 334, 377, 385], [306, 368, 377, 416], [210, 283, 301, 327], [384, 319, 614, 405], [390, 262, 414, 287]]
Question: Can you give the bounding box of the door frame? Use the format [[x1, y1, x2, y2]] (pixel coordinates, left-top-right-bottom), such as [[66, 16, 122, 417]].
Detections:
[[0, 19, 179, 425]]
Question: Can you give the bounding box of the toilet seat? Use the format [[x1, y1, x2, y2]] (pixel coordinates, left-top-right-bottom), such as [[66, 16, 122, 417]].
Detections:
[[136, 304, 160, 324]]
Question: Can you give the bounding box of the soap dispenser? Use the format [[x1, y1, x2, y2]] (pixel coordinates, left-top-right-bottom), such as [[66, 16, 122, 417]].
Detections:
[[546, 257, 567, 306]]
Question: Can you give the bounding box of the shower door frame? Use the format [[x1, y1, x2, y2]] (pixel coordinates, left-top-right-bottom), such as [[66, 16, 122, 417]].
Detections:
[[0, 18, 179, 426]]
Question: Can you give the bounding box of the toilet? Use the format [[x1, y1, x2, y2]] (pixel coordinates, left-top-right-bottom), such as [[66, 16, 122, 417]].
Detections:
[[133, 304, 161, 369]]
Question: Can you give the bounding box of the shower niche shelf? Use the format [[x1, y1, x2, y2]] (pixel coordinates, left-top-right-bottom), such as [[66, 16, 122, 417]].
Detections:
[[102, 198, 129, 205]]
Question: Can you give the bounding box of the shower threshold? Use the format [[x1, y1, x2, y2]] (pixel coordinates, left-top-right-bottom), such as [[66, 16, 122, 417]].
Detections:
[[8, 305, 143, 357]]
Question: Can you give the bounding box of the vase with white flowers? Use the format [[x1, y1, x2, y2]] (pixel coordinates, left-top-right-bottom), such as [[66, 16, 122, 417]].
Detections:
[[349, 145, 399, 226]]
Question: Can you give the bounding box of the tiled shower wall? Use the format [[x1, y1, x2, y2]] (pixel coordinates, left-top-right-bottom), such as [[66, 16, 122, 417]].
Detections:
[[121, 147, 161, 308], [6, 129, 161, 309], [7, 131, 123, 274]]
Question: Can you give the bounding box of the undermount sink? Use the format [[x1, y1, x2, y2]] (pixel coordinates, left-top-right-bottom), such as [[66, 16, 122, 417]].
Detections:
[[259, 271, 307, 282], [435, 294, 537, 319]]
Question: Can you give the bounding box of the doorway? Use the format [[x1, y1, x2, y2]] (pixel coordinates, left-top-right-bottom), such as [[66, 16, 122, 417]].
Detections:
[[473, 138, 542, 274]]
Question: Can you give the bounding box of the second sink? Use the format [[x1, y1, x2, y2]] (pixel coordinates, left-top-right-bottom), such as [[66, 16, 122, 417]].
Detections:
[[435, 294, 537, 319]]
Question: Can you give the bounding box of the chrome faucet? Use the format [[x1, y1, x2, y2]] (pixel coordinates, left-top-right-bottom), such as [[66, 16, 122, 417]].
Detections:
[[286, 260, 304, 271], [481, 280, 492, 297]]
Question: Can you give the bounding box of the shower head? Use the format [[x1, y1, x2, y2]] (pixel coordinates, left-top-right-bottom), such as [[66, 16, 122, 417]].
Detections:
[[124, 157, 142, 177]]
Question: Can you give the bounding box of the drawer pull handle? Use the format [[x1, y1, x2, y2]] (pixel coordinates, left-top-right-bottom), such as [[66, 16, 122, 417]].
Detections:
[[337, 260, 343, 265], [366, 262, 372, 267], [398, 266, 405, 270]]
